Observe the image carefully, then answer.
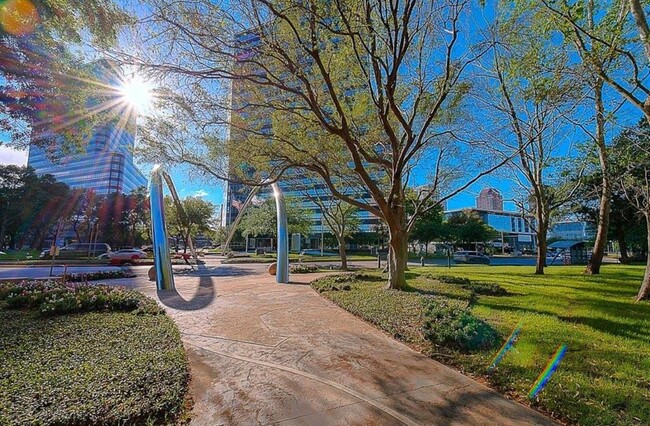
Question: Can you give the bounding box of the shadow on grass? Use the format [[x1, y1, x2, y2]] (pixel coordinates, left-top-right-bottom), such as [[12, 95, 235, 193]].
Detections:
[[557, 315, 650, 343], [402, 283, 473, 303]]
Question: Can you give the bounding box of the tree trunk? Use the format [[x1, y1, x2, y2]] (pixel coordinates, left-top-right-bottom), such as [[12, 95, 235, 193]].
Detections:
[[617, 225, 630, 264], [586, 189, 611, 274], [585, 80, 611, 275], [637, 213, 650, 301], [0, 210, 8, 249], [535, 220, 548, 275], [335, 233, 348, 271], [387, 229, 408, 289]]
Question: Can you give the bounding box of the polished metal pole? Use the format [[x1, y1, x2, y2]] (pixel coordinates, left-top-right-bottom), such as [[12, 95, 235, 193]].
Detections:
[[271, 182, 289, 283], [149, 165, 174, 290]]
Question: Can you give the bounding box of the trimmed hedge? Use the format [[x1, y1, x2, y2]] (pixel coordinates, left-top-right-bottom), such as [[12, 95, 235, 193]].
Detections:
[[0, 281, 189, 425]]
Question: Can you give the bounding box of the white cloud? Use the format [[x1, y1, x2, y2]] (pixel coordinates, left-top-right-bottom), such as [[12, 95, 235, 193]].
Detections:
[[192, 189, 209, 198], [0, 146, 28, 166]]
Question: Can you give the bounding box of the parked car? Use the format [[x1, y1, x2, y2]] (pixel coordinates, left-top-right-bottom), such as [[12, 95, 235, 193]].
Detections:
[[453, 251, 491, 265], [108, 249, 148, 265], [39, 243, 111, 259]]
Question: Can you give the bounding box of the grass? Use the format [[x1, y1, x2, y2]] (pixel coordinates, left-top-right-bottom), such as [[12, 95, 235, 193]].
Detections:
[[0, 284, 190, 425], [0, 249, 40, 261], [311, 265, 650, 426]]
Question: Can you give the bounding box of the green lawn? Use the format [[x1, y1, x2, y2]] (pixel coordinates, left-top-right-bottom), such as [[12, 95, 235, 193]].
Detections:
[[0, 249, 40, 261], [312, 265, 650, 426]]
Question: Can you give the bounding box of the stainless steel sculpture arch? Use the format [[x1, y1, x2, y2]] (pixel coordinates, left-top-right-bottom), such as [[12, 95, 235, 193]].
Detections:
[[222, 182, 289, 284], [149, 165, 175, 290], [150, 166, 289, 288]]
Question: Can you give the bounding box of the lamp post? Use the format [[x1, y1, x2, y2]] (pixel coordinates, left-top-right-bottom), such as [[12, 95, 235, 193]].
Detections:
[[320, 208, 324, 257]]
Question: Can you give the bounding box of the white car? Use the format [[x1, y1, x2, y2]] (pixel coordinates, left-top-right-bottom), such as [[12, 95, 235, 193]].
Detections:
[[453, 251, 491, 265], [107, 249, 148, 264]]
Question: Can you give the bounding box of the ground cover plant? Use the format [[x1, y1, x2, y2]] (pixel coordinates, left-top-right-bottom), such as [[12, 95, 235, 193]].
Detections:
[[311, 265, 650, 426], [65, 270, 136, 282], [0, 281, 190, 425]]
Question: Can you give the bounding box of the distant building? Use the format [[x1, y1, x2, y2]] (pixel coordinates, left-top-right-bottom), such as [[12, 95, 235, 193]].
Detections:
[[445, 208, 536, 252], [476, 188, 504, 211], [549, 221, 596, 241], [27, 60, 147, 195]]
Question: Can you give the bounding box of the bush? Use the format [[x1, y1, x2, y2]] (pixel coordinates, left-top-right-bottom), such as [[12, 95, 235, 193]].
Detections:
[[429, 274, 507, 296], [0, 280, 163, 317], [290, 264, 319, 273], [422, 299, 499, 352], [65, 270, 136, 282]]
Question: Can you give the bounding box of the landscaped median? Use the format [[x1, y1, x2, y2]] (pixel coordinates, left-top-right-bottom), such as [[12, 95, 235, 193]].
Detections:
[[311, 266, 650, 426], [0, 281, 190, 425]]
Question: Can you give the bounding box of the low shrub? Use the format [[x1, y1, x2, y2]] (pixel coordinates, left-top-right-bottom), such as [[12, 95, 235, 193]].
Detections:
[[433, 275, 472, 286], [311, 276, 352, 293], [290, 264, 319, 273], [65, 270, 136, 282], [429, 274, 507, 296], [422, 299, 499, 352], [0, 281, 163, 317]]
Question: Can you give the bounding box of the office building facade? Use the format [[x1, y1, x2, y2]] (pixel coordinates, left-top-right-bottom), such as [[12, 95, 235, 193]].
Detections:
[[445, 208, 537, 252], [27, 61, 147, 195], [476, 188, 504, 211]]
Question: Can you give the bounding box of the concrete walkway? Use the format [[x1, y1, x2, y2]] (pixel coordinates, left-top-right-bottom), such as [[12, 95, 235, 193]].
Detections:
[[121, 263, 556, 426]]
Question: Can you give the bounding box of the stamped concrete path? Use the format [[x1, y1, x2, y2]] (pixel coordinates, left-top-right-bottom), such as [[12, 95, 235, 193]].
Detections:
[[121, 262, 556, 426]]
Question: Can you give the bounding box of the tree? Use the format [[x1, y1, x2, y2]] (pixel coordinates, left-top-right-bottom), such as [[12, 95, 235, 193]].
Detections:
[[408, 196, 445, 255], [483, 9, 583, 274], [0, 0, 130, 151], [610, 120, 650, 301], [530, 0, 629, 275], [316, 199, 361, 271], [444, 211, 498, 249], [120, 0, 515, 289], [166, 196, 216, 252], [238, 197, 311, 244], [0, 165, 73, 249], [541, 1, 650, 128], [570, 146, 643, 265]]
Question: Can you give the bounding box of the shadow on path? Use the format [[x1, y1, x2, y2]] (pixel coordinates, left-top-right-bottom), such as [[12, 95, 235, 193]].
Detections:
[[157, 264, 216, 311]]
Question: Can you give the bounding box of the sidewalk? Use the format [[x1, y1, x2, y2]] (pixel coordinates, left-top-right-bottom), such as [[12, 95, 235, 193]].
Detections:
[[127, 265, 557, 425]]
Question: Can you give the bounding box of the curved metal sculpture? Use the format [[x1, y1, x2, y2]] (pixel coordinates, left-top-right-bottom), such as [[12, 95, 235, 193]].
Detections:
[[149, 165, 175, 290], [272, 183, 289, 283], [223, 182, 289, 284], [149, 165, 200, 290]]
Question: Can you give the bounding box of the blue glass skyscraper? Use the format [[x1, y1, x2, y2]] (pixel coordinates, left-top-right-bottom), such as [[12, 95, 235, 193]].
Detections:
[[27, 60, 147, 194]]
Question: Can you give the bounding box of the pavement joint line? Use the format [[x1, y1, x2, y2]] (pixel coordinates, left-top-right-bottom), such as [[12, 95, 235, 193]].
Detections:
[[184, 341, 420, 426], [182, 332, 289, 348], [275, 399, 366, 424]]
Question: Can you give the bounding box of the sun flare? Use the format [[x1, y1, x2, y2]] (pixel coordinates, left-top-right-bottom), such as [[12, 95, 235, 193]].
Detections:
[[119, 75, 153, 112]]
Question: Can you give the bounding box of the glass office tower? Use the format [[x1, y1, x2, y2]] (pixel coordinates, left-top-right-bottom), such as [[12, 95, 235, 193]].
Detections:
[[27, 61, 147, 195]]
